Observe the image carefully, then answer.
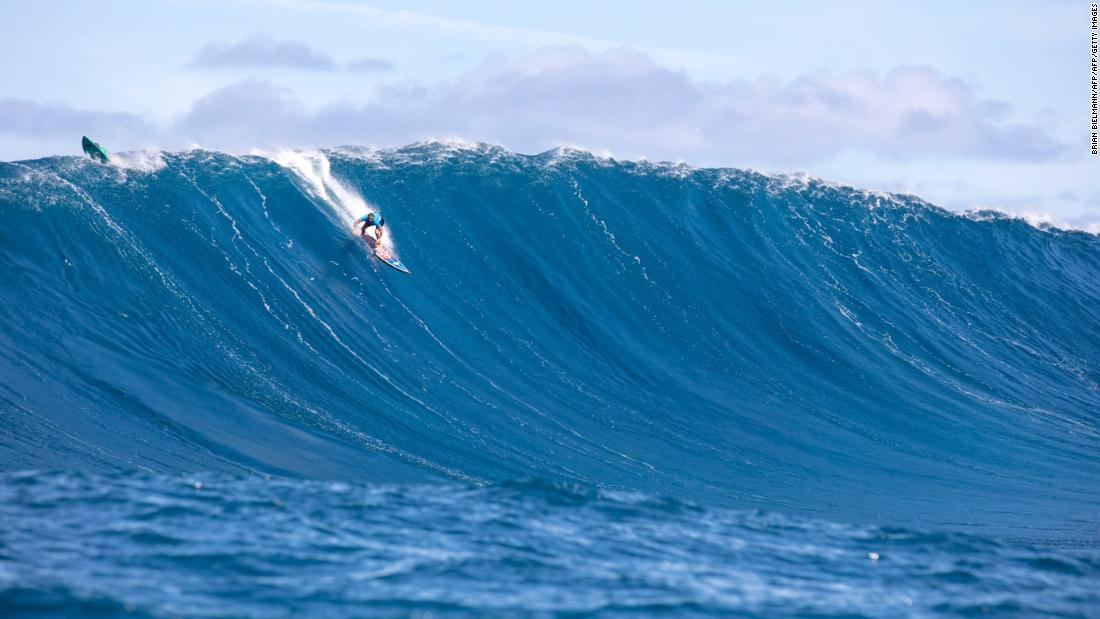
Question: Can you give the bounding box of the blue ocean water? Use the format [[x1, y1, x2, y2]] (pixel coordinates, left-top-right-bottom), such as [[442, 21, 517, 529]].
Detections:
[[0, 143, 1098, 617]]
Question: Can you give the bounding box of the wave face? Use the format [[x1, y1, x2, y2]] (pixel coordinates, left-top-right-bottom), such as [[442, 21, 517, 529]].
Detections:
[[2, 144, 1099, 527], [2, 144, 1100, 615]]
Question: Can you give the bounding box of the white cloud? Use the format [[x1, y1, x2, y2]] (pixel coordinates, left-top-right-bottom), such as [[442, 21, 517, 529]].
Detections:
[[190, 32, 337, 70], [166, 46, 1064, 166], [345, 57, 395, 73], [0, 99, 151, 139], [175, 80, 308, 145], [187, 32, 395, 75]]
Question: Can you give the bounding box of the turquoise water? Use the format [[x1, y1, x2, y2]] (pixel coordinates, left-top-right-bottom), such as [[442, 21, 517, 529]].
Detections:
[[1, 143, 1098, 616]]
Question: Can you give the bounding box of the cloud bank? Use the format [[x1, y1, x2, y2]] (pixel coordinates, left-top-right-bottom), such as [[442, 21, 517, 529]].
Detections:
[[4, 46, 1065, 168], [175, 46, 1064, 165], [0, 98, 154, 143]]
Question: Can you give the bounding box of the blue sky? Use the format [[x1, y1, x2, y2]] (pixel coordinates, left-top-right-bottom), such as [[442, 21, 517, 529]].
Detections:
[[2, 0, 1097, 227]]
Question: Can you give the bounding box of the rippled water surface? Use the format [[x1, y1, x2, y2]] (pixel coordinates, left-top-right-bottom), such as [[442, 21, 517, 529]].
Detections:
[[2, 471, 1097, 618]]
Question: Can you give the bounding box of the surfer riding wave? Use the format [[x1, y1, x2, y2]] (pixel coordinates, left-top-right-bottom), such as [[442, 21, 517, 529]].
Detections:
[[358, 212, 385, 245], [356, 211, 410, 274]]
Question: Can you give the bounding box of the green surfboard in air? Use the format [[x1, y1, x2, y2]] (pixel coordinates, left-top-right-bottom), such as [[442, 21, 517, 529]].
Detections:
[[81, 136, 110, 163]]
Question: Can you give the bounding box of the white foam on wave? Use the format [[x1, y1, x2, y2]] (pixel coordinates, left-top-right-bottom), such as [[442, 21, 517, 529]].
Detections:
[[728, 168, 1100, 236], [260, 148, 397, 249], [110, 150, 167, 173], [963, 209, 1100, 235], [328, 145, 384, 165], [262, 149, 368, 220], [408, 137, 483, 152], [550, 144, 617, 160]]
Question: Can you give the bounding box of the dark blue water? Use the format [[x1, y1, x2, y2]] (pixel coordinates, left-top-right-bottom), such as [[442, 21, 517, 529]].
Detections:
[[1, 143, 1098, 617]]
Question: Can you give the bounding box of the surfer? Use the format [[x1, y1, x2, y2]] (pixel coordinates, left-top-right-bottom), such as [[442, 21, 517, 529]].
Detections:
[[357, 212, 385, 244], [356, 211, 410, 274], [81, 136, 110, 163]]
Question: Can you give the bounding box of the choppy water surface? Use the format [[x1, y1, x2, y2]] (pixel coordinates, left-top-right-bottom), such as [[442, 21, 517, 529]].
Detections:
[[2, 471, 1097, 618]]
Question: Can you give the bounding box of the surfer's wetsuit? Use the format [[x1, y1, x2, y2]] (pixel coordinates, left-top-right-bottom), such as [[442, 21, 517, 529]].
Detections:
[[358, 213, 385, 244], [358, 213, 383, 235]]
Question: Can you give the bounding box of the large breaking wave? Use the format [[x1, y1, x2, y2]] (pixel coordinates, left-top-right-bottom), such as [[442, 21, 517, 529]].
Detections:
[[1, 143, 1098, 536]]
